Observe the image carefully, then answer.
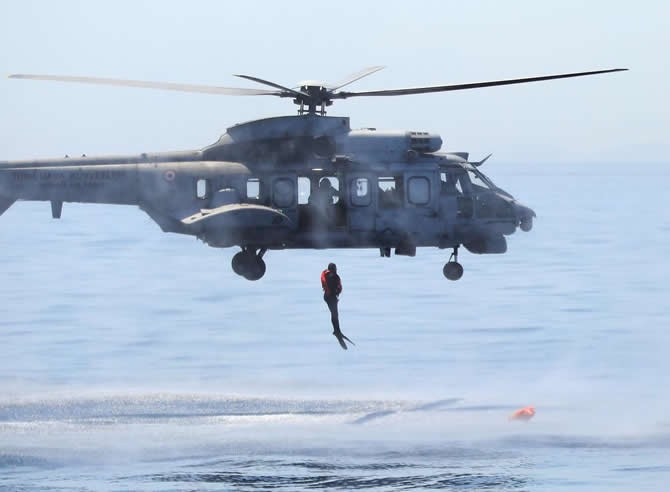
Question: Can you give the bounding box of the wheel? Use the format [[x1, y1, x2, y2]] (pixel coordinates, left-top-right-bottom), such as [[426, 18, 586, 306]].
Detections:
[[443, 262, 464, 281], [231, 251, 249, 276], [243, 258, 266, 281]]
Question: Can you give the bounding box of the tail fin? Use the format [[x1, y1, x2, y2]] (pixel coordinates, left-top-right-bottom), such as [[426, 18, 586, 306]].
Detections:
[[0, 197, 15, 216]]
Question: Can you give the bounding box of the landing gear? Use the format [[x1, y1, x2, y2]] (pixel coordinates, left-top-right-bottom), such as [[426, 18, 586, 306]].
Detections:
[[443, 246, 464, 281], [232, 247, 267, 281]]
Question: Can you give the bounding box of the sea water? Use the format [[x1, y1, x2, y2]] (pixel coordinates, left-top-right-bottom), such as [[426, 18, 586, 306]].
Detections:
[[1, 162, 669, 490]]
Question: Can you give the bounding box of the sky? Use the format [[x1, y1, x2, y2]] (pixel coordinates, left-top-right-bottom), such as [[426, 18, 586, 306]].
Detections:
[[0, 0, 667, 164]]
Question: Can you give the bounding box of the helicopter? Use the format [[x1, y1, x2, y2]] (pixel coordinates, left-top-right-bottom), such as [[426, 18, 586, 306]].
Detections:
[[1, 66, 626, 281]]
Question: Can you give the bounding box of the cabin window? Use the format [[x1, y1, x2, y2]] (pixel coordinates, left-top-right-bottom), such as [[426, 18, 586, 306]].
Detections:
[[378, 176, 403, 208], [298, 177, 310, 204], [246, 178, 260, 200], [196, 178, 208, 199], [351, 177, 371, 206], [273, 178, 295, 208], [408, 176, 430, 205]]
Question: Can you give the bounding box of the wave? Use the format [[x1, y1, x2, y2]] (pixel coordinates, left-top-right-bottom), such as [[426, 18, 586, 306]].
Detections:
[[0, 393, 407, 423]]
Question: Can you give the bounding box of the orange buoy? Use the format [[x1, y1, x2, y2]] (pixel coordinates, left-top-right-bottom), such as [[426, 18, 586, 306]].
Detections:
[[508, 406, 535, 421]]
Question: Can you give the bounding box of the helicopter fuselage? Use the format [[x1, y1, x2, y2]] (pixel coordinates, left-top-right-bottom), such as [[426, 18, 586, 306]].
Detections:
[[0, 115, 535, 280]]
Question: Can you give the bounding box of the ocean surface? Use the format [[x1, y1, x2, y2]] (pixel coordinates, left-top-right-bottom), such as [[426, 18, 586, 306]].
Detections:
[[1, 161, 669, 491]]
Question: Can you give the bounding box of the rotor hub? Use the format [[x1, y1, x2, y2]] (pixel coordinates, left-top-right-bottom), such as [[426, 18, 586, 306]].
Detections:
[[295, 84, 334, 115]]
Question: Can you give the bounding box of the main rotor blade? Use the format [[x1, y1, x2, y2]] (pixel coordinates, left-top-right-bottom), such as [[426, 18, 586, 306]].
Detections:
[[328, 65, 386, 91], [7, 74, 281, 96], [233, 74, 308, 98], [335, 68, 628, 99]]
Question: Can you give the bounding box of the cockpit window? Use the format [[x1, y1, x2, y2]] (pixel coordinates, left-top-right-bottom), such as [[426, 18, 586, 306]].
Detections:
[[440, 172, 464, 195], [466, 167, 495, 191]]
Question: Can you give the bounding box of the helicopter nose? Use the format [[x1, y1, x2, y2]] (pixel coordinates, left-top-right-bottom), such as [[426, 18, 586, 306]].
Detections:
[[515, 202, 536, 232]]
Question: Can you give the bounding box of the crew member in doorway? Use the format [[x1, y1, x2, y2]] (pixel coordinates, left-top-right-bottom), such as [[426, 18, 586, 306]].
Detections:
[[310, 178, 336, 226], [321, 262, 354, 350]]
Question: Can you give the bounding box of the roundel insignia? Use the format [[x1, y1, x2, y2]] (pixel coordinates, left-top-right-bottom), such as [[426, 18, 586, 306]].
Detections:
[[163, 170, 176, 182]]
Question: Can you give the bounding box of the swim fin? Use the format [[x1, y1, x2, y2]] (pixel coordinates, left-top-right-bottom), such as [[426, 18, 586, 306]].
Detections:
[[334, 332, 348, 350], [340, 333, 355, 346], [333, 330, 354, 349]]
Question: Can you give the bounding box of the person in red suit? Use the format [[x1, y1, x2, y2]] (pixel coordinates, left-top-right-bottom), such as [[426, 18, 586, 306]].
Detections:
[[321, 263, 353, 349]]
